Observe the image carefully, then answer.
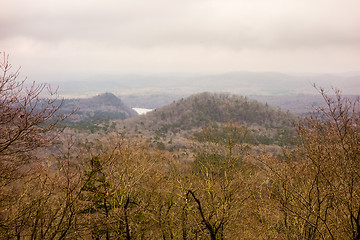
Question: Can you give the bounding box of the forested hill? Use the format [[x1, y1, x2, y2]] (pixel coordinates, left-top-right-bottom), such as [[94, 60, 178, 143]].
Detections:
[[60, 92, 138, 122], [119, 92, 298, 148], [124, 92, 296, 130]]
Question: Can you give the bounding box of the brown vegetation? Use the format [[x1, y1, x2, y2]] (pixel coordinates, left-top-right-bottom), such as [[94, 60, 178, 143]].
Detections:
[[1, 55, 359, 239]]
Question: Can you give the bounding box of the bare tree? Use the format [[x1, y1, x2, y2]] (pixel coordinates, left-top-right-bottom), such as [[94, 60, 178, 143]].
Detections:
[[0, 53, 74, 239], [186, 123, 252, 239], [0, 52, 69, 185], [264, 87, 360, 239]]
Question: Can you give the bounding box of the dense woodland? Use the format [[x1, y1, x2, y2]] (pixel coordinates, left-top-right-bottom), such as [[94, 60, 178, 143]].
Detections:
[[1, 54, 360, 239]]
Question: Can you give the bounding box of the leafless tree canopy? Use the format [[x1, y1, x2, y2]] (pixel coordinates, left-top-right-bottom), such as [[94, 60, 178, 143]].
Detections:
[[0, 52, 72, 187], [0, 53, 68, 156], [1, 53, 360, 239]]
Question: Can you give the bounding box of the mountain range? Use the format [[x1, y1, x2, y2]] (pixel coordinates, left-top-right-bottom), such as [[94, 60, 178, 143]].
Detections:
[[54, 71, 360, 98]]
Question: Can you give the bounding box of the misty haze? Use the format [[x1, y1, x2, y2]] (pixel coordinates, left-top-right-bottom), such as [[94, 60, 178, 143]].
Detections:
[[1, 0, 360, 239]]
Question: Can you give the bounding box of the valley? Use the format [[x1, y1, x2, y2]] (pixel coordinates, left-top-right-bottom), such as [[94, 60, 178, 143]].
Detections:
[[2, 0, 359, 236], [1, 64, 359, 239]]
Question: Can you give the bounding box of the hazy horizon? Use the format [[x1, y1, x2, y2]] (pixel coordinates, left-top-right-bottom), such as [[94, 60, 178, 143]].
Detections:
[[2, 0, 360, 84]]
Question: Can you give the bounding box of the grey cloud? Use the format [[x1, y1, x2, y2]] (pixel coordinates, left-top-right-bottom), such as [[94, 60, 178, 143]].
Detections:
[[2, 0, 360, 50], [1, 0, 359, 75]]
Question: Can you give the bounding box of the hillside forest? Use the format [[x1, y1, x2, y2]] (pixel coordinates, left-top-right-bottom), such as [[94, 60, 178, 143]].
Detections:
[[1, 54, 360, 239]]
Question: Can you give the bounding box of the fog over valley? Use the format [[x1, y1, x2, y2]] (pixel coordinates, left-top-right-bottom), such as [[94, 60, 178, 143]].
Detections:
[[3, 0, 359, 108], [1, 1, 360, 238], [49, 71, 360, 114]]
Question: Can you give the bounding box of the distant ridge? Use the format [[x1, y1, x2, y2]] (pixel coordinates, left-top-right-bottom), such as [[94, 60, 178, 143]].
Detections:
[[56, 71, 360, 98], [61, 92, 137, 122]]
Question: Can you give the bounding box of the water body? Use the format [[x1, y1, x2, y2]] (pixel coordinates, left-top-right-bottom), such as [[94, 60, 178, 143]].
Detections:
[[132, 108, 153, 115]]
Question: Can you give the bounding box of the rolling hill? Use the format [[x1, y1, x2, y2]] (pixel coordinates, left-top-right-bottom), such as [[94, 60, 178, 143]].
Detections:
[[117, 92, 299, 151], [60, 92, 137, 122]]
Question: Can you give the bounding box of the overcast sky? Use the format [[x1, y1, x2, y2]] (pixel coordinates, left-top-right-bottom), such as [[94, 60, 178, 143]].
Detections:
[[1, 0, 360, 81]]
